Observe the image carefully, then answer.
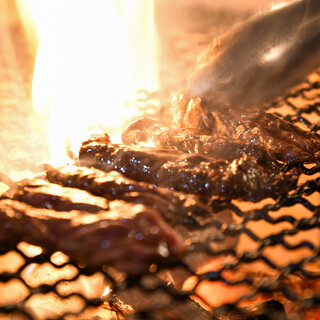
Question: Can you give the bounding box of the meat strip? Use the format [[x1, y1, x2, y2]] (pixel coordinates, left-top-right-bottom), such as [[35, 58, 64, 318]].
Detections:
[[79, 136, 298, 202], [122, 117, 278, 167], [45, 165, 238, 270], [6, 178, 109, 213], [0, 199, 184, 274], [45, 165, 211, 227], [172, 95, 320, 164]]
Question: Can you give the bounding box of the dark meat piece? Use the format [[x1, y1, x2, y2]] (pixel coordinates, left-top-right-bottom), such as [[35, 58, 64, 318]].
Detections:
[[45, 165, 238, 260], [45, 165, 212, 228], [0, 199, 184, 274], [6, 178, 109, 213], [233, 110, 320, 164], [79, 137, 298, 202], [171, 95, 320, 164], [122, 117, 278, 167], [46, 165, 238, 274]]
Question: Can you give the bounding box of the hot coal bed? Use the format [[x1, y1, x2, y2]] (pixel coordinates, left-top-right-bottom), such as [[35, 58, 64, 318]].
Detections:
[[1, 2, 320, 320]]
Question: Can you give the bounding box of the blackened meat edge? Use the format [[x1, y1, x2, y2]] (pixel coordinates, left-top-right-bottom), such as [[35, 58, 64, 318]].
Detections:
[[171, 95, 320, 164], [45, 165, 213, 228], [6, 178, 109, 213], [79, 136, 298, 202], [122, 105, 320, 165], [122, 117, 279, 167], [0, 199, 185, 274]]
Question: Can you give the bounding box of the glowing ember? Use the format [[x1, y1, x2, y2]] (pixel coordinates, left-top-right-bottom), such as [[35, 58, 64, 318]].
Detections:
[[17, 0, 158, 165]]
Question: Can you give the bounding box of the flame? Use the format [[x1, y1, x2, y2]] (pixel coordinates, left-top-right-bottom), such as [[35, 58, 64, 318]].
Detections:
[[17, 0, 158, 165]]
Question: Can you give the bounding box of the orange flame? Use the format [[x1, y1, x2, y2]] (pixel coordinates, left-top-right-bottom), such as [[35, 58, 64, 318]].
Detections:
[[17, 0, 158, 165]]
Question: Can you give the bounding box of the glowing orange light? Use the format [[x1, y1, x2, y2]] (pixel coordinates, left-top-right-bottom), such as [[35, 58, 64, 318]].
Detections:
[[17, 0, 158, 165]]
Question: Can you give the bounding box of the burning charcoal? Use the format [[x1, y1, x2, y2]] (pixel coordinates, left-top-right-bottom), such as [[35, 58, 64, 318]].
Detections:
[[172, 97, 320, 164], [0, 199, 185, 274], [5, 178, 109, 213], [79, 137, 298, 202]]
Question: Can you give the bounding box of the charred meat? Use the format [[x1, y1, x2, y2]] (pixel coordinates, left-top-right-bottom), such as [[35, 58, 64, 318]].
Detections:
[[122, 117, 278, 167], [45, 165, 238, 263], [0, 198, 185, 274], [45, 165, 214, 227], [173, 96, 320, 164], [123, 95, 320, 165], [79, 136, 298, 202], [6, 178, 109, 213]]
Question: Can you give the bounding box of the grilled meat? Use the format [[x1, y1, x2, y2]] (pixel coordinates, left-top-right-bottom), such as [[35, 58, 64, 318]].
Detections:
[[173, 96, 320, 164], [45, 165, 238, 272], [123, 95, 320, 165], [1, 165, 237, 274], [79, 136, 298, 202], [0, 198, 184, 274], [122, 118, 278, 167], [6, 178, 109, 212], [45, 165, 213, 228]]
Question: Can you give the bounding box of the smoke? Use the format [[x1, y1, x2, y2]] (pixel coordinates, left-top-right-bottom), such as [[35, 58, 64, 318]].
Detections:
[[0, 0, 49, 183]]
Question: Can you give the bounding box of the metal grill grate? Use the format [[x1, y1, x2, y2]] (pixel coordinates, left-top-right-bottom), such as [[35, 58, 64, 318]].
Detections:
[[0, 72, 320, 320]]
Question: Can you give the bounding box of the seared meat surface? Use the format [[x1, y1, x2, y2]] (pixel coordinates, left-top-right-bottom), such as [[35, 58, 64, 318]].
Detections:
[[122, 118, 278, 167], [170, 95, 320, 164], [79, 136, 298, 202], [45, 165, 238, 265], [46, 165, 213, 227], [6, 178, 109, 212], [0, 198, 184, 273], [2, 165, 238, 274], [123, 99, 320, 165]]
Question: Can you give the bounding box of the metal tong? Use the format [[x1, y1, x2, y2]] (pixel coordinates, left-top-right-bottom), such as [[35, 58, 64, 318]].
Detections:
[[188, 0, 320, 108]]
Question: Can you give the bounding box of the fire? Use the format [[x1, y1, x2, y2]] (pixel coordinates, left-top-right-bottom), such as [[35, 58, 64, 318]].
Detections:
[[17, 0, 158, 165]]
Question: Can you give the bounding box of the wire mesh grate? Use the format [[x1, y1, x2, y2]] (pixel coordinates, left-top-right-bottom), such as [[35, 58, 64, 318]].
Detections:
[[0, 71, 320, 320]]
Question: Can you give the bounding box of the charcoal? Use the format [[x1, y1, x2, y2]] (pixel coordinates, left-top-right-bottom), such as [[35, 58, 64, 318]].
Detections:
[[79, 137, 298, 202], [0, 199, 185, 274]]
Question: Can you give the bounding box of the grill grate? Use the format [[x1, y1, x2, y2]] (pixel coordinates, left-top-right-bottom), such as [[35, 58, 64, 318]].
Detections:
[[0, 72, 320, 320]]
